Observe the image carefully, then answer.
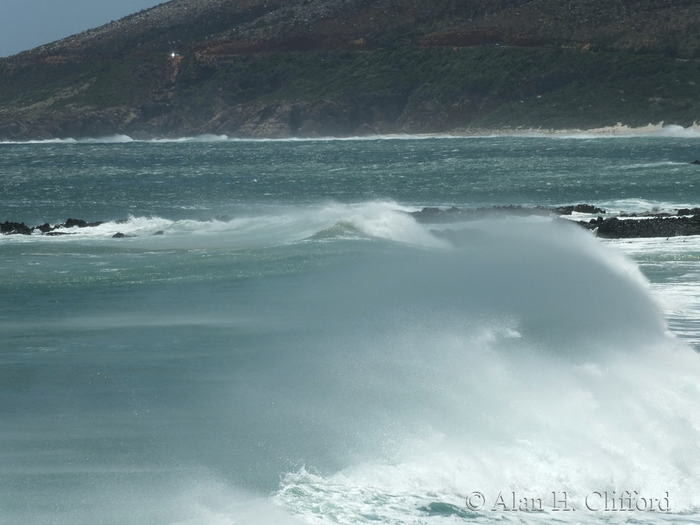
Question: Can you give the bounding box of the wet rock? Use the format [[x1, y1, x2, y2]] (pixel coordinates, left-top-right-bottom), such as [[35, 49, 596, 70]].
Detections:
[[63, 218, 103, 228], [574, 204, 606, 214], [0, 221, 32, 235], [691, 160, 700, 164], [555, 206, 575, 215], [153, 230, 164, 235], [112, 232, 126, 238], [677, 208, 700, 215], [554, 204, 606, 215], [65, 218, 88, 228], [414, 206, 447, 217], [2, 218, 106, 235], [34, 223, 53, 233], [579, 215, 700, 238]]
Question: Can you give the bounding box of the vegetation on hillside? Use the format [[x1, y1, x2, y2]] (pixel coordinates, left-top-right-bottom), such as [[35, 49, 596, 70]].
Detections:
[[174, 46, 700, 129], [1, 0, 700, 138]]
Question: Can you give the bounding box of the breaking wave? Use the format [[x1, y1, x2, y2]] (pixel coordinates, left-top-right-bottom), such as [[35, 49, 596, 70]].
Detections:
[[256, 218, 700, 524], [6, 205, 700, 525], [0, 202, 447, 248], [2, 124, 700, 146]]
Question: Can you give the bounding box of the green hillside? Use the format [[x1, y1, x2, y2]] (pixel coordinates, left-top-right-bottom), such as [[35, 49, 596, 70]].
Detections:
[[1, 0, 699, 139]]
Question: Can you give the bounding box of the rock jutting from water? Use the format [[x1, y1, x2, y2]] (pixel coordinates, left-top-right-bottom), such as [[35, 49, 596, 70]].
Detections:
[[580, 215, 700, 238], [0, 218, 104, 235]]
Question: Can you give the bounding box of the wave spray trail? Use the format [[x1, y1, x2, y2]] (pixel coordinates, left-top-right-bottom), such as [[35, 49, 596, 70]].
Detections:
[[244, 218, 700, 524], [8, 211, 700, 525]]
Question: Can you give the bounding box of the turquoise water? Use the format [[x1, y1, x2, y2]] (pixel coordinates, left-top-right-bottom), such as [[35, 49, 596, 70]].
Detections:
[[2, 133, 700, 524], [2, 134, 699, 222]]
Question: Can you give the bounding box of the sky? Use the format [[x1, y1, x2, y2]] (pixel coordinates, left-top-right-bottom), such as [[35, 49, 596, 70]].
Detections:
[[0, 0, 166, 57]]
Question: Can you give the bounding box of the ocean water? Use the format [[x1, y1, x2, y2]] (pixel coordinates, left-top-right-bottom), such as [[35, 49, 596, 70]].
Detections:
[[2, 131, 700, 524]]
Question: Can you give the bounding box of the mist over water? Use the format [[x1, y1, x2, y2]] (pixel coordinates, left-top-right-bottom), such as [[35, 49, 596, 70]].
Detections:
[[2, 137, 700, 524]]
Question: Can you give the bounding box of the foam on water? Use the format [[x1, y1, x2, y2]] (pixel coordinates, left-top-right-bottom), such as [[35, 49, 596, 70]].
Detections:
[[4, 206, 700, 525], [150, 134, 232, 143], [618, 161, 689, 169], [2, 124, 700, 146], [0, 133, 445, 145], [256, 219, 700, 524], [0, 134, 134, 145], [524, 123, 700, 140], [4, 129, 700, 525], [608, 235, 700, 349], [132, 216, 700, 525], [0, 202, 442, 248], [595, 199, 685, 215]]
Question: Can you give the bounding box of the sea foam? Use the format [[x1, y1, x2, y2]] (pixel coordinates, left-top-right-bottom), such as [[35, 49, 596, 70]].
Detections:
[[261, 218, 700, 523]]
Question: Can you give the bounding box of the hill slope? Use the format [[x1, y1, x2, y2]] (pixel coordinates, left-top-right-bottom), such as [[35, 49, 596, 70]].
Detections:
[[1, 0, 699, 139]]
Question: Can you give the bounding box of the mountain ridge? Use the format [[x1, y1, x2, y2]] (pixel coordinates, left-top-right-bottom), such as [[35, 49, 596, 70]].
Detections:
[[1, 0, 700, 140]]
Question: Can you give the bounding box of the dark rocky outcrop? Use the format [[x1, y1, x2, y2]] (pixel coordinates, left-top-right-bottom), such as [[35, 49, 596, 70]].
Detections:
[[581, 215, 700, 238], [677, 208, 700, 215], [0, 218, 107, 236], [64, 218, 103, 228], [1, 221, 32, 235], [554, 204, 606, 215]]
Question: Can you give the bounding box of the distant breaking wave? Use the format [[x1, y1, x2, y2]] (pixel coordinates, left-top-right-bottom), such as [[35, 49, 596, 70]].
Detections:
[[2, 124, 700, 144], [5, 200, 700, 524], [0, 202, 447, 249]]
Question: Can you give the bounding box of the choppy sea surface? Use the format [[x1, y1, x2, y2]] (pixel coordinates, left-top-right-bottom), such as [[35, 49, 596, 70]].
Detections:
[[3, 130, 700, 525]]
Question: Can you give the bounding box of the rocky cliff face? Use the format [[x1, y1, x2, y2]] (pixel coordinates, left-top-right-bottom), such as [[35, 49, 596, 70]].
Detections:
[[1, 0, 700, 140]]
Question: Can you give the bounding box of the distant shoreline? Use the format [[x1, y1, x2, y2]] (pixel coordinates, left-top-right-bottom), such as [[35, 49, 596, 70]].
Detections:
[[2, 123, 700, 144], [450, 122, 700, 138]]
